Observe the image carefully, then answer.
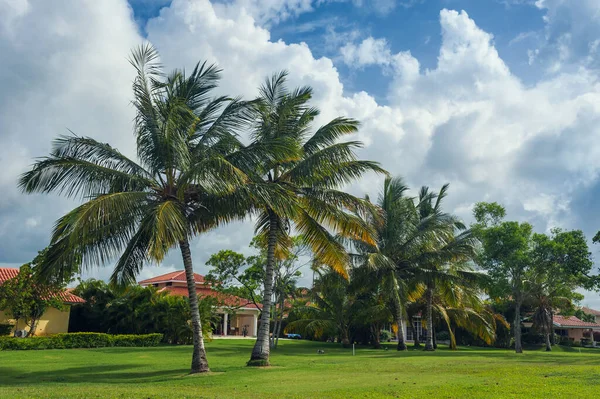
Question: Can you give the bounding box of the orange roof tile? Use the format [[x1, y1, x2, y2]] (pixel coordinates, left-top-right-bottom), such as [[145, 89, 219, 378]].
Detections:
[[553, 315, 600, 328], [0, 267, 19, 283], [138, 270, 206, 285], [0, 267, 84, 304]]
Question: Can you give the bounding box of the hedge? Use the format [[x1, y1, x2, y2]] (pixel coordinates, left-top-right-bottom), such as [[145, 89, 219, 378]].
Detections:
[[0, 332, 163, 350]]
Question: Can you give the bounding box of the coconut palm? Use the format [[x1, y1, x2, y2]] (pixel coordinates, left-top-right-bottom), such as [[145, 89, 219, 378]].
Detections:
[[244, 72, 385, 366], [526, 272, 573, 351], [18, 45, 269, 373], [428, 263, 507, 349], [410, 185, 480, 351], [285, 270, 355, 346]]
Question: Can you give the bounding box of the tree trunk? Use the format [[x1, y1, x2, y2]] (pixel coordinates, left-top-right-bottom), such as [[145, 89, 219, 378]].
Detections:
[[424, 286, 435, 351], [28, 318, 38, 337], [274, 296, 285, 348], [372, 324, 381, 349], [514, 300, 523, 354], [180, 239, 210, 373], [393, 291, 407, 351], [341, 328, 351, 348], [412, 323, 421, 348], [249, 211, 278, 366], [545, 310, 552, 351]]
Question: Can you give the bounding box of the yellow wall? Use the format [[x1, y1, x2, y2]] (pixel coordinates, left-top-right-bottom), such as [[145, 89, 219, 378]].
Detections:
[[0, 306, 71, 336]]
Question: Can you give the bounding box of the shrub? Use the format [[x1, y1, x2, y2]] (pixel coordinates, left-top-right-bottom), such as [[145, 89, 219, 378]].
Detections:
[[0, 323, 13, 336], [0, 332, 162, 350], [436, 331, 450, 341], [380, 330, 393, 342], [559, 337, 573, 347], [572, 340, 582, 348]]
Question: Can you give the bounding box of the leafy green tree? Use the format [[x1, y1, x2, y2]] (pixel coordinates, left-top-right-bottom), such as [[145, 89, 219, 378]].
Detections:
[[527, 229, 594, 351], [205, 249, 264, 309], [0, 250, 65, 336], [18, 45, 260, 373], [473, 203, 534, 353], [474, 204, 596, 353], [244, 72, 384, 366]]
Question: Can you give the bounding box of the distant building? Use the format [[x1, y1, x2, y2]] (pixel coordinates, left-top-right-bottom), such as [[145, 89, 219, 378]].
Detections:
[[0, 267, 85, 336], [139, 270, 261, 337]]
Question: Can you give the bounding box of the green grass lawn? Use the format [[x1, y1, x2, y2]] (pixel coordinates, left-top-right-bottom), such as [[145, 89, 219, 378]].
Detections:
[[1, 340, 599, 398]]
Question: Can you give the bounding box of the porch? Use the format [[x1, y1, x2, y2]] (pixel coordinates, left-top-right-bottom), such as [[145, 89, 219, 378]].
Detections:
[[213, 309, 259, 337]]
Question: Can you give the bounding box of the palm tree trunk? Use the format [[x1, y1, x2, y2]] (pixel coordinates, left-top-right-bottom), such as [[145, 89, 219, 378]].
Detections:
[[274, 296, 285, 348], [393, 292, 407, 351], [249, 211, 278, 366], [179, 239, 210, 373], [424, 286, 435, 351], [514, 300, 523, 354], [412, 323, 421, 348]]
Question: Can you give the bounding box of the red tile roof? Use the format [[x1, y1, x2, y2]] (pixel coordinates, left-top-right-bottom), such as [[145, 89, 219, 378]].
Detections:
[[582, 307, 600, 316], [0, 267, 85, 304], [553, 315, 600, 328], [158, 286, 262, 310], [138, 270, 206, 285], [0, 267, 19, 283]]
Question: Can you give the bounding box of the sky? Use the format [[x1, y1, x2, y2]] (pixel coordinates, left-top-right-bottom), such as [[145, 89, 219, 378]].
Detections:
[[2, 0, 600, 305]]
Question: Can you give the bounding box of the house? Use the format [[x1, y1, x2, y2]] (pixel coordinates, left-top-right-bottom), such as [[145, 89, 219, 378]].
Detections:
[[582, 307, 600, 325], [0, 267, 85, 336], [139, 270, 261, 337], [553, 315, 600, 344]]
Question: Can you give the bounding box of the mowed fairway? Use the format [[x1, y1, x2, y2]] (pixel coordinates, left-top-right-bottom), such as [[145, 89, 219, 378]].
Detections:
[[1, 340, 600, 399]]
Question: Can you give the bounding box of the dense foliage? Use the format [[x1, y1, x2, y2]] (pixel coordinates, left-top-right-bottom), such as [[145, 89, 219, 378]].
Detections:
[[69, 280, 217, 344]]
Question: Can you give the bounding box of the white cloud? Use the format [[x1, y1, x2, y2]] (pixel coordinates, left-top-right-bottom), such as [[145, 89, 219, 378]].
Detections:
[[2, 0, 600, 297]]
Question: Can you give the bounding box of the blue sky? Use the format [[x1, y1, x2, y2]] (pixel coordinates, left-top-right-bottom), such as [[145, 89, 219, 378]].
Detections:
[[2, 0, 600, 305], [128, 0, 547, 101]]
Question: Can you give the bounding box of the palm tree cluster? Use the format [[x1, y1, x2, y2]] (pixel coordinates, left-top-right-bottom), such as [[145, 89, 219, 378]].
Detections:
[[19, 45, 591, 373], [19, 45, 382, 373], [285, 177, 506, 351]]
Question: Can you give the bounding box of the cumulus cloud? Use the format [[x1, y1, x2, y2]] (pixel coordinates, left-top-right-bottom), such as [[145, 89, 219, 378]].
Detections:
[[2, 1, 600, 299]]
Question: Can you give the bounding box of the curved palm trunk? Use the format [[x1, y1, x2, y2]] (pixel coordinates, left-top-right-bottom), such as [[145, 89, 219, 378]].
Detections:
[[249, 211, 278, 366], [180, 239, 210, 373], [424, 285, 435, 351], [514, 300, 523, 354], [393, 291, 407, 351]]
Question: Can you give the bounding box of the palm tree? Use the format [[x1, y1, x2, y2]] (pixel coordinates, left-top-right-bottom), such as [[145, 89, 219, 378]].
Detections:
[[428, 263, 507, 350], [526, 272, 573, 351], [244, 72, 385, 366], [411, 185, 479, 351], [285, 270, 355, 346], [18, 45, 260, 373]]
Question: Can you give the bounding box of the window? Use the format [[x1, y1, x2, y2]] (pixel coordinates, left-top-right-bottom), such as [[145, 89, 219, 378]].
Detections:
[[166, 282, 172, 287], [406, 316, 423, 341]]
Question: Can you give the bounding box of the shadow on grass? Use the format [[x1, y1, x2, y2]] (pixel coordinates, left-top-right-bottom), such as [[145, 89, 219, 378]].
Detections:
[[0, 364, 190, 386]]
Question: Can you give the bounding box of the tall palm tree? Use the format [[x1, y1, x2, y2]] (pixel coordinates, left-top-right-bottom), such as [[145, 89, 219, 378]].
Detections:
[[18, 45, 263, 373], [244, 72, 385, 366], [411, 185, 479, 351]]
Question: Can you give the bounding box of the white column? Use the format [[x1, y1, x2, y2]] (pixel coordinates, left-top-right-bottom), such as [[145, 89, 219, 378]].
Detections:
[[223, 313, 228, 336], [252, 313, 258, 337]]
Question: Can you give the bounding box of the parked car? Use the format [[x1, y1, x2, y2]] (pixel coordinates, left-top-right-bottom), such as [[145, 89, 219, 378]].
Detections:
[[286, 333, 302, 339]]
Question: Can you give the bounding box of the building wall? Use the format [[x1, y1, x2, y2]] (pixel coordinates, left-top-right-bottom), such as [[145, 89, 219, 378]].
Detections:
[[0, 306, 71, 336], [567, 329, 585, 341]]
